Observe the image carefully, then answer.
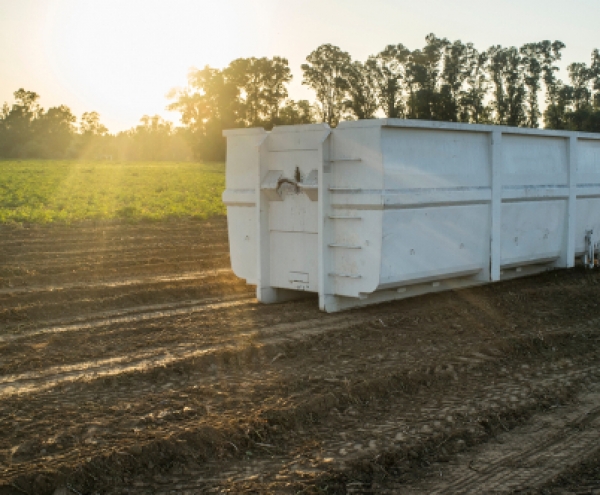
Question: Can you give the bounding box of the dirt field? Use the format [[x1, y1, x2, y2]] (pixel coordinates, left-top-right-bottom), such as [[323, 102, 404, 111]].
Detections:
[[1, 218, 599, 494]]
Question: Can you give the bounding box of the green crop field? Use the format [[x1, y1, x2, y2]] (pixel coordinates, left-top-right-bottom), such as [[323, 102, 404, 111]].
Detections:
[[0, 160, 226, 224]]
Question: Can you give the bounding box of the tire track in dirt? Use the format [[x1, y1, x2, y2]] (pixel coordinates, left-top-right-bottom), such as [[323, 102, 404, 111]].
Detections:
[[2, 245, 229, 265], [1, 314, 596, 488], [1, 297, 253, 344], [534, 449, 600, 494], [3, 334, 600, 493], [46, 335, 600, 495], [1, 294, 253, 343], [0, 259, 232, 289], [396, 387, 600, 494], [0, 310, 377, 397], [201, 355, 600, 495], [0, 268, 232, 296], [0, 250, 229, 272]]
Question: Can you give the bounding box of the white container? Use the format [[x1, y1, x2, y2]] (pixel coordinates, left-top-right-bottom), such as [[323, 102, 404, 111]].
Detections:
[[223, 119, 600, 312]]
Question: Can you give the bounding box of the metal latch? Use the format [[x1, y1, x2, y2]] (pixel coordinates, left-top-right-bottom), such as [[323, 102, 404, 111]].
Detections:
[[260, 168, 318, 202]]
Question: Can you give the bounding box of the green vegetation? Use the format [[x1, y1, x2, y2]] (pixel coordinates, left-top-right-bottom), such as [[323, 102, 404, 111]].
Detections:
[[0, 160, 225, 224]]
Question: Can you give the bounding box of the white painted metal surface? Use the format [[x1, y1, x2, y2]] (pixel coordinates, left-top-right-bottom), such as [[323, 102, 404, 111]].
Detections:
[[223, 119, 600, 312]]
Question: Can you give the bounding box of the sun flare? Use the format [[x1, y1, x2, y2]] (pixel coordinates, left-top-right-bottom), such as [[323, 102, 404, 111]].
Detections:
[[44, 1, 249, 130]]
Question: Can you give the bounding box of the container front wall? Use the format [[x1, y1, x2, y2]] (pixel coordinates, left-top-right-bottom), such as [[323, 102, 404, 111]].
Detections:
[[222, 130, 266, 285], [263, 126, 329, 293]]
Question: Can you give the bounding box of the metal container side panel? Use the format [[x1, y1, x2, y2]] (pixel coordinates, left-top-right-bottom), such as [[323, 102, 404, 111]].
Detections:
[[500, 201, 566, 267], [222, 129, 266, 284], [380, 127, 492, 189], [327, 126, 385, 298], [330, 125, 386, 189], [379, 205, 490, 288], [576, 139, 600, 254], [502, 134, 568, 187], [378, 127, 491, 288], [500, 134, 569, 268], [577, 138, 600, 184]]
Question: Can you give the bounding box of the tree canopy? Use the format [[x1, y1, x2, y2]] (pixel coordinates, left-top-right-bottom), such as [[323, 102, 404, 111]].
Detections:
[[2, 34, 599, 162]]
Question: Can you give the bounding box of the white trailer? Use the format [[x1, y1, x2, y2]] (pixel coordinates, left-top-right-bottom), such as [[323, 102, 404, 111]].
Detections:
[[222, 119, 600, 312]]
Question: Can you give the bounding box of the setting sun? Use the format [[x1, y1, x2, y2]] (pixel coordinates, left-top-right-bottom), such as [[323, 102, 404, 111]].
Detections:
[[40, 1, 253, 130]]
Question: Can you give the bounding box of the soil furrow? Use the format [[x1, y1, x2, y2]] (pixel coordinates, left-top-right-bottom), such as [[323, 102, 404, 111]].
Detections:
[[0, 268, 232, 296], [4, 327, 599, 494], [3, 218, 600, 494]]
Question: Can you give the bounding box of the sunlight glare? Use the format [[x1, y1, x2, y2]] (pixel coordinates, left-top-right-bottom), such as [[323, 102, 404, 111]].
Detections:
[[46, 1, 248, 130]]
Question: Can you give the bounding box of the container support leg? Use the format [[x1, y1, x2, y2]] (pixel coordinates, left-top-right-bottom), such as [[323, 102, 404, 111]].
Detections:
[[317, 131, 332, 311], [490, 130, 502, 281], [584, 230, 595, 269]]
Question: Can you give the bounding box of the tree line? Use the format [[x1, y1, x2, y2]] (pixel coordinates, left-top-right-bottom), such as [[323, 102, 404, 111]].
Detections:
[[0, 89, 192, 161], [2, 34, 599, 162], [169, 34, 600, 160]]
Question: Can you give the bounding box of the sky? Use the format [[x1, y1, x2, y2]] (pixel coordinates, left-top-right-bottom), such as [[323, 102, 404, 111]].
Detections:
[[0, 0, 598, 133]]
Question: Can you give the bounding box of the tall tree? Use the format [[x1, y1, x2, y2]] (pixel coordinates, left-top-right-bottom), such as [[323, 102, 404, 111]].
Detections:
[[168, 65, 239, 160], [80, 111, 108, 136], [487, 47, 526, 126], [460, 45, 489, 123], [488, 46, 508, 124], [344, 61, 379, 120], [77, 111, 110, 158], [225, 57, 292, 128], [504, 47, 527, 127], [169, 58, 298, 159], [275, 100, 315, 126], [544, 49, 600, 132], [405, 34, 449, 120], [0, 89, 41, 157], [520, 42, 545, 127], [518, 41, 564, 128], [590, 49, 600, 109], [35, 105, 76, 158], [301, 44, 352, 126], [540, 41, 567, 128], [568, 62, 593, 111], [439, 39, 470, 121], [367, 44, 411, 118]]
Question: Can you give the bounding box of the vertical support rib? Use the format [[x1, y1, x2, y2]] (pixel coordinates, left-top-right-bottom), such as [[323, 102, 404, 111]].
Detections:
[[490, 130, 502, 281], [565, 135, 578, 268], [317, 129, 332, 311], [255, 134, 276, 302]]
